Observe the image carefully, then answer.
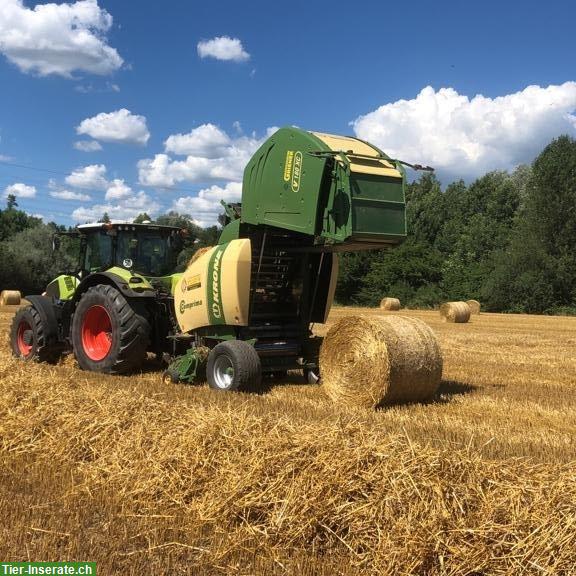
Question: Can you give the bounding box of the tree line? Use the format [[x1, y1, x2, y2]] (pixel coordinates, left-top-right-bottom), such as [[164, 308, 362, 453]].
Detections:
[[337, 135, 576, 314], [1, 135, 575, 314]]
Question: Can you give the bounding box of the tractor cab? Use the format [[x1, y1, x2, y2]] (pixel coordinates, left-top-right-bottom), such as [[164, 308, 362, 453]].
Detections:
[[46, 222, 187, 303], [61, 223, 185, 279]]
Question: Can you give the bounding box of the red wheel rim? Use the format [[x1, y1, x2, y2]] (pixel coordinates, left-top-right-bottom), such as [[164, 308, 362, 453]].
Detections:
[[17, 320, 32, 356], [82, 305, 113, 361]]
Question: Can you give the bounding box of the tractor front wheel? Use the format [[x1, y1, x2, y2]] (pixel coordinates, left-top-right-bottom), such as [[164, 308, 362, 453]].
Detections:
[[10, 306, 60, 363], [206, 340, 261, 392], [71, 285, 150, 374]]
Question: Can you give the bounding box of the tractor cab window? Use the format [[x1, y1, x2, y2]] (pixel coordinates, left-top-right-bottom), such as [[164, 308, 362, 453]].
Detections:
[[116, 231, 178, 277], [83, 232, 112, 273]]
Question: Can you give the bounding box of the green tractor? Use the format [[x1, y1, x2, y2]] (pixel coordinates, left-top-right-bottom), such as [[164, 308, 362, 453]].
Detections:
[[10, 222, 187, 373], [11, 127, 431, 392]]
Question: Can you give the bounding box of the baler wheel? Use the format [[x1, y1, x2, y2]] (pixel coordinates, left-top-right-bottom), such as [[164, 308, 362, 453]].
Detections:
[[71, 285, 150, 374], [207, 340, 261, 392], [10, 306, 60, 363]]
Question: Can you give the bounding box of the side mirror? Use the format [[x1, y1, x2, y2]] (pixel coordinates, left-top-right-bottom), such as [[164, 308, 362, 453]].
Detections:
[[52, 235, 61, 251]]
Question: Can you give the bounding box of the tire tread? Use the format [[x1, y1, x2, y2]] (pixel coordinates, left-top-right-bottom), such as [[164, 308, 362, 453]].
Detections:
[[10, 305, 60, 363], [71, 284, 150, 374], [207, 340, 261, 391]]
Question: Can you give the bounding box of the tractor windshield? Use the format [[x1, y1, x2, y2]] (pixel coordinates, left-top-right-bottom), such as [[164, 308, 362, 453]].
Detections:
[[115, 230, 179, 277], [84, 231, 113, 273]]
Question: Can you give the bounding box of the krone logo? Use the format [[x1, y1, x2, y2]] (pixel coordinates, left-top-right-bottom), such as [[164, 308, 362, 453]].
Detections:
[[291, 151, 302, 192], [211, 249, 223, 320]]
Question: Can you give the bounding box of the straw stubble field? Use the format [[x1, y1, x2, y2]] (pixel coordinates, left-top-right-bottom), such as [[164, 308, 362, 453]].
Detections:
[[0, 304, 575, 575]]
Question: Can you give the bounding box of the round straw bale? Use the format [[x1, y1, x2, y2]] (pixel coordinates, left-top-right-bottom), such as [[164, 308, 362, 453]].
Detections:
[[187, 246, 213, 267], [440, 301, 471, 323], [379, 297, 401, 310], [320, 315, 442, 408], [466, 299, 481, 314], [0, 290, 21, 305]]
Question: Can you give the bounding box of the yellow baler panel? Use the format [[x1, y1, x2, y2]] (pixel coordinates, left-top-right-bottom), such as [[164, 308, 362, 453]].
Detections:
[[175, 239, 252, 333], [310, 131, 402, 178]]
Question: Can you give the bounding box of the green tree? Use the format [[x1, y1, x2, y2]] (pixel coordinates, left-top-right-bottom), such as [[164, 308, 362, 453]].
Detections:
[[6, 194, 18, 210], [155, 211, 204, 269], [405, 172, 445, 246], [198, 225, 220, 247], [487, 136, 576, 312], [0, 205, 41, 241], [335, 251, 373, 304], [353, 239, 445, 307], [133, 212, 152, 223], [440, 171, 521, 301], [0, 223, 76, 294]]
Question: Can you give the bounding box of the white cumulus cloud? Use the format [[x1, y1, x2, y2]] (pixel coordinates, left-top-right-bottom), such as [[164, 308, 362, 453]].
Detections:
[[171, 182, 242, 227], [352, 82, 576, 180], [76, 109, 150, 145], [71, 191, 160, 223], [0, 0, 123, 77], [4, 182, 36, 198], [165, 124, 232, 158], [197, 36, 250, 62], [49, 189, 91, 201], [105, 178, 132, 200], [74, 140, 102, 152], [138, 125, 276, 188], [65, 164, 108, 190]]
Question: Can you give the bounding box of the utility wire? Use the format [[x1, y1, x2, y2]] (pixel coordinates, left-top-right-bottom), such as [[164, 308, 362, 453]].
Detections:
[[0, 159, 212, 195]]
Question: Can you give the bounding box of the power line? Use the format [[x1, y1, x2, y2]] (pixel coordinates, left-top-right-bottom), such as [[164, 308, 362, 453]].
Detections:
[[0, 159, 218, 196], [0, 160, 64, 177]]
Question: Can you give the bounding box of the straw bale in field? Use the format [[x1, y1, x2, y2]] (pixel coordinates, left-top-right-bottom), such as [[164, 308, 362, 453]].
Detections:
[[0, 290, 21, 305], [320, 315, 442, 408], [379, 297, 401, 310], [440, 301, 471, 323], [187, 246, 213, 267], [466, 299, 481, 314]]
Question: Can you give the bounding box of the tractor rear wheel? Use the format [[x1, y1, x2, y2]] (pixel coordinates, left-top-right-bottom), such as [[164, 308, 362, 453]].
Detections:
[[10, 306, 60, 363], [71, 285, 150, 374], [207, 340, 261, 392]]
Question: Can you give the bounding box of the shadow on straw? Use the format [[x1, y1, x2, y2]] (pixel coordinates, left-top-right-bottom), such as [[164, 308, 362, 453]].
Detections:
[[434, 379, 478, 402]]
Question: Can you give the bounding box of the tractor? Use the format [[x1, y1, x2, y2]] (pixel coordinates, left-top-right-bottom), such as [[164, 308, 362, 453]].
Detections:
[[10, 222, 188, 373], [10, 127, 430, 391]]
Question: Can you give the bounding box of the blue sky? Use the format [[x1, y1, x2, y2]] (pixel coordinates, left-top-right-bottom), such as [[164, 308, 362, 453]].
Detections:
[[1, 0, 575, 227]]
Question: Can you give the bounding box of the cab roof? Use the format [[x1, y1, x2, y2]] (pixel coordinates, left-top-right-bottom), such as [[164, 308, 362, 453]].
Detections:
[[76, 222, 181, 232]]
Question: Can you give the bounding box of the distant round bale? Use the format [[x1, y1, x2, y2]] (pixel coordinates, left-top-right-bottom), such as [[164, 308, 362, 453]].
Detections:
[[440, 301, 471, 323], [0, 290, 21, 306], [320, 315, 443, 409], [466, 299, 481, 315], [379, 297, 401, 311]]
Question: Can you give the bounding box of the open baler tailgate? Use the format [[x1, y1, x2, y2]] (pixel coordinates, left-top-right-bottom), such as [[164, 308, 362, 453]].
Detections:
[[240, 127, 407, 250]]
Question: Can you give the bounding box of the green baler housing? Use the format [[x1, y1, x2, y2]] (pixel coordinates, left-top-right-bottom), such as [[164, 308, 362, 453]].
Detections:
[[240, 127, 407, 249]]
